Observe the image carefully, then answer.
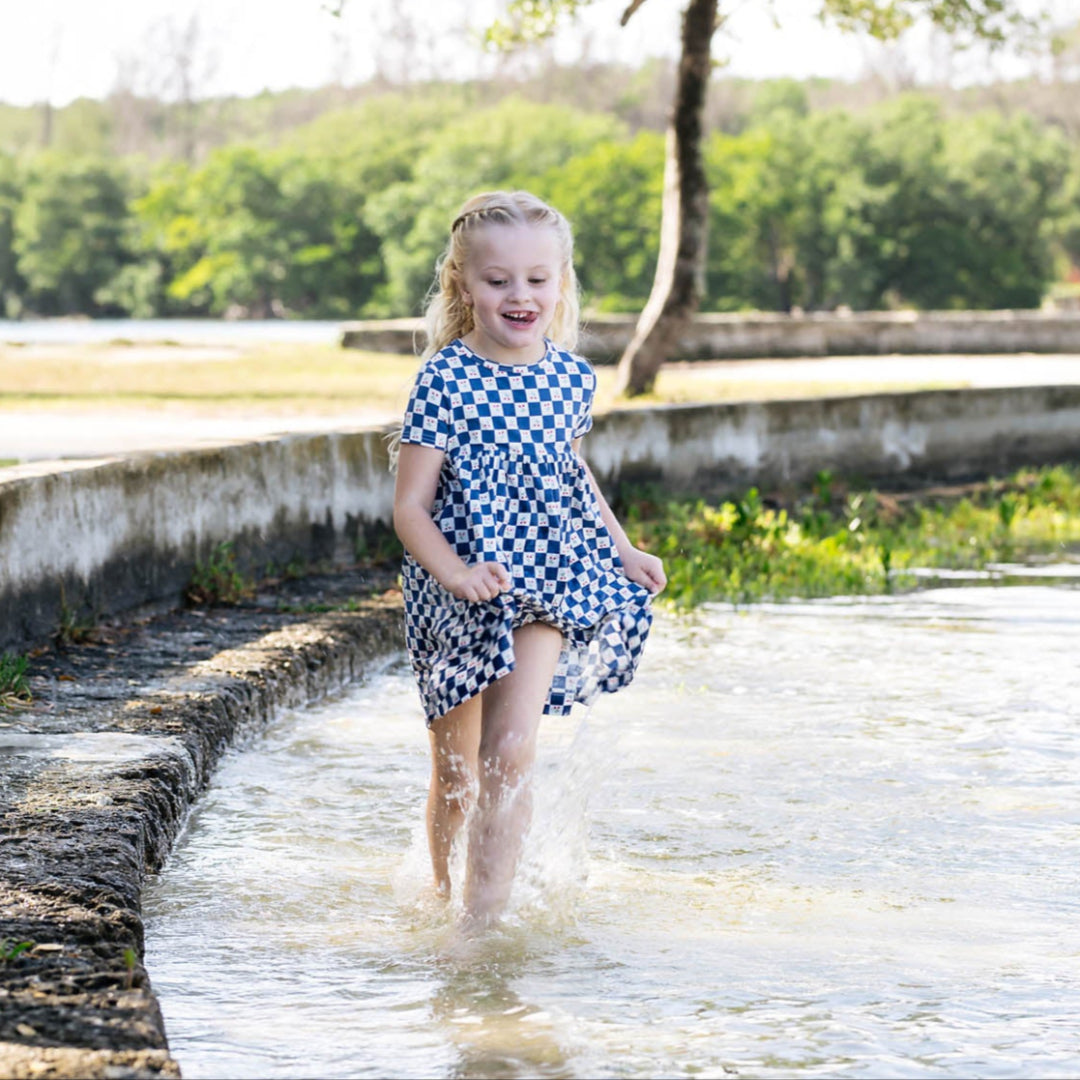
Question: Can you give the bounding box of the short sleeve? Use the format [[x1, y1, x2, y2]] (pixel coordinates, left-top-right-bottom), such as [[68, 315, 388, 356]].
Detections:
[[401, 367, 451, 451]]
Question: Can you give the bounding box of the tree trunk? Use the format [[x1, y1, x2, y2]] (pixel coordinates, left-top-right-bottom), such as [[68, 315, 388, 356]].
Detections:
[[613, 0, 717, 397]]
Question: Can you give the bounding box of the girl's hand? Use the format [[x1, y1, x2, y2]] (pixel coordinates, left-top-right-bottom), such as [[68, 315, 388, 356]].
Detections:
[[621, 547, 667, 595], [445, 561, 512, 603]]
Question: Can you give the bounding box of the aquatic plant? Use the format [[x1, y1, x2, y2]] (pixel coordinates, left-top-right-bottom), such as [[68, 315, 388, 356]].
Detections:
[[623, 465, 1080, 608]]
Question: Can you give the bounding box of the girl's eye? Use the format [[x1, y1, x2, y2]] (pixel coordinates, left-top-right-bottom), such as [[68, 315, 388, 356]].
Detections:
[[530, 278, 548, 285], [487, 279, 507, 287]]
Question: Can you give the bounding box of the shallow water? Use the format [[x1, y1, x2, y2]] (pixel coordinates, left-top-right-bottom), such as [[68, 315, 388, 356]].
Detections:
[[143, 584, 1080, 1079]]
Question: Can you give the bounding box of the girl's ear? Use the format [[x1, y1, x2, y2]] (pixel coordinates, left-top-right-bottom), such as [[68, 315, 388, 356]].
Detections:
[[452, 267, 471, 306]]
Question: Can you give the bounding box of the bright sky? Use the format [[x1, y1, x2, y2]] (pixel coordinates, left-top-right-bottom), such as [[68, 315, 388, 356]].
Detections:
[[0, 0, 1066, 107]]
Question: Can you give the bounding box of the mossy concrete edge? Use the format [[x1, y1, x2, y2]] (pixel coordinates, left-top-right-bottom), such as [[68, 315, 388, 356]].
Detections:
[[0, 572, 406, 1079]]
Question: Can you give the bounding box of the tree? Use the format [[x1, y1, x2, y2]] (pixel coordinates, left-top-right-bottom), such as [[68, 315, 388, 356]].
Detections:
[[702, 97, 1071, 313], [537, 131, 666, 310], [0, 153, 23, 317], [126, 145, 388, 319], [488, 0, 1047, 396], [13, 156, 133, 315], [364, 97, 622, 316], [937, 110, 1070, 308]]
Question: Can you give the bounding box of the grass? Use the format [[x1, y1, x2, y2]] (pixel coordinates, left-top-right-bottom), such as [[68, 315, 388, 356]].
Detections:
[[0, 938, 34, 965], [0, 341, 978, 419], [0, 652, 32, 706], [4, 338, 1075, 611], [0, 343, 422, 417], [185, 542, 256, 606], [275, 596, 368, 615], [123, 946, 138, 990], [622, 465, 1080, 609]]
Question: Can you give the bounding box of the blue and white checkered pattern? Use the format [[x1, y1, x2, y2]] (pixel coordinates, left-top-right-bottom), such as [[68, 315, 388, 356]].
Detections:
[[400, 338, 653, 725]]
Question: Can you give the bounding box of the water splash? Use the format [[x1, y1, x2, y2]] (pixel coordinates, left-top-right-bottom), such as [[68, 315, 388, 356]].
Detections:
[[392, 699, 611, 947]]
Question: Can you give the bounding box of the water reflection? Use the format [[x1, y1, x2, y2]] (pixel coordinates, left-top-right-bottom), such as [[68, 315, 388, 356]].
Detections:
[[144, 582, 1080, 1079], [432, 948, 573, 1080]]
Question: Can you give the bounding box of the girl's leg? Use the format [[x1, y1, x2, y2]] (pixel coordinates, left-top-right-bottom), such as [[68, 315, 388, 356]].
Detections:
[[427, 695, 482, 897], [463, 621, 564, 925]]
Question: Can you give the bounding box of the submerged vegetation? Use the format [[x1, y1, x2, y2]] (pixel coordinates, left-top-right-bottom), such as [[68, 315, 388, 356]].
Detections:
[[624, 465, 1080, 609]]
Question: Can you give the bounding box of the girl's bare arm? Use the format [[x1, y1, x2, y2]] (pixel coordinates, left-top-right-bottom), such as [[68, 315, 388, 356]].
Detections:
[[574, 439, 667, 595], [393, 442, 510, 603]]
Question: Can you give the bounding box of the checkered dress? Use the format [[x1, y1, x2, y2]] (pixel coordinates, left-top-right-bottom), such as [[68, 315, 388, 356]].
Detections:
[[400, 338, 653, 726]]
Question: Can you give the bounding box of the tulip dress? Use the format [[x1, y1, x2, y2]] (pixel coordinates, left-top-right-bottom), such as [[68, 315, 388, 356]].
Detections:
[[399, 338, 654, 727]]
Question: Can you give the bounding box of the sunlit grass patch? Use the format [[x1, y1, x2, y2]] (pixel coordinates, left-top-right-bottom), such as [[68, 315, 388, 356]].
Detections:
[[0, 343, 422, 416], [0, 343, 972, 419], [593, 369, 963, 410]]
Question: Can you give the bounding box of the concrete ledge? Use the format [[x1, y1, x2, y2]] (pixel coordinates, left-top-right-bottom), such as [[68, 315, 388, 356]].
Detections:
[[340, 311, 1080, 361], [586, 384, 1080, 496], [0, 570, 405, 1079], [0, 431, 397, 655]]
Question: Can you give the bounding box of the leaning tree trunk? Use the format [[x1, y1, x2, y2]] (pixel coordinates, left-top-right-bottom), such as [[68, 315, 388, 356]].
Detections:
[[614, 0, 717, 397]]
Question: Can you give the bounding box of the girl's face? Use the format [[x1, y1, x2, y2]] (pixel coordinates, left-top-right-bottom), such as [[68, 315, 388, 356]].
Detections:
[[459, 223, 564, 365]]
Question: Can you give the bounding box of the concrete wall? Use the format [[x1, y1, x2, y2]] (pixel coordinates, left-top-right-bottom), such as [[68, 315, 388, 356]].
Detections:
[[0, 431, 396, 654], [586, 385, 1080, 495], [340, 310, 1080, 361], [3, 385, 1080, 654]]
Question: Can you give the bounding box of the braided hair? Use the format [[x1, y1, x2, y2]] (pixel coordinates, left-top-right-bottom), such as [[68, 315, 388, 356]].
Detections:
[[422, 190, 581, 356]]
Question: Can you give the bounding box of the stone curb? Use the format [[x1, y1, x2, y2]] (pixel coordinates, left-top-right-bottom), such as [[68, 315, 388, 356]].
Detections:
[[0, 567, 405, 1079], [339, 310, 1080, 360]]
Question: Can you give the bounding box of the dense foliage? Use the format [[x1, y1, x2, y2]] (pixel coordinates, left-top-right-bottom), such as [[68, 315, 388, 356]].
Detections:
[[0, 77, 1077, 320]]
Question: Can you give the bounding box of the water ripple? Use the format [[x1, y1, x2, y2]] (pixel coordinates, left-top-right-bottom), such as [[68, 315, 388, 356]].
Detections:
[[144, 585, 1080, 1079]]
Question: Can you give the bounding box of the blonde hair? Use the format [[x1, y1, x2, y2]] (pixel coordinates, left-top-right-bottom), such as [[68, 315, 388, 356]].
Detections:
[[422, 190, 581, 355], [389, 191, 580, 471]]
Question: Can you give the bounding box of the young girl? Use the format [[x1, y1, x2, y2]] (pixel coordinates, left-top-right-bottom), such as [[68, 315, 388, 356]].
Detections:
[[393, 190, 665, 927]]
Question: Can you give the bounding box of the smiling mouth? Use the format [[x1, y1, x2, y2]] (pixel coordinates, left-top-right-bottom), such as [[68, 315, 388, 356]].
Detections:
[[503, 311, 538, 326]]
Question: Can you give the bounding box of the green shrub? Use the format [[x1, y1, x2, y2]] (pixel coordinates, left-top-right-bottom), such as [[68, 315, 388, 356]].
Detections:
[[624, 465, 1080, 608], [0, 652, 31, 706], [185, 542, 255, 606]]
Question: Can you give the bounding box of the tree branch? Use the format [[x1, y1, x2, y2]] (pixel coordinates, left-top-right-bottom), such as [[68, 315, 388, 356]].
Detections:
[[620, 0, 650, 27]]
